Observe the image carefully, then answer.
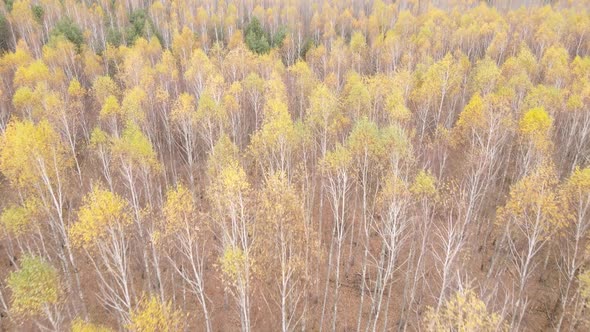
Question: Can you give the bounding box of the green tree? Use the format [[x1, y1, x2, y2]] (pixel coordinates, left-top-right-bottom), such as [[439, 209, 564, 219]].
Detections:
[[0, 13, 10, 53], [245, 17, 269, 54], [50, 17, 84, 51], [7, 255, 60, 327]]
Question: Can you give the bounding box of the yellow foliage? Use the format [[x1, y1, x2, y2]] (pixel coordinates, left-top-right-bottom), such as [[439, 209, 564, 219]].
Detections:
[[452, 93, 485, 145], [0, 197, 39, 237], [217, 161, 250, 198], [0, 119, 70, 189], [248, 98, 299, 169], [385, 88, 411, 123], [255, 172, 312, 276], [579, 269, 590, 301], [13, 60, 52, 88], [307, 83, 345, 136], [424, 289, 506, 332], [560, 167, 590, 227], [562, 167, 590, 197], [69, 186, 131, 249], [410, 170, 438, 199], [12, 86, 42, 116], [219, 246, 250, 286], [472, 57, 501, 95], [120, 87, 147, 124], [321, 144, 352, 173], [170, 93, 196, 124], [71, 318, 112, 332], [128, 296, 184, 332], [0, 40, 33, 71], [496, 164, 563, 234], [377, 172, 410, 210], [92, 76, 119, 104], [518, 107, 553, 152], [343, 71, 370, 118], [111, 123, 160, 171], [541, 45, 570, 87], [207, 134, 239, 180], [99, 95, 121, 119], [89, 127, 110, 147], [68, 79, 86, 99], [162, 184, 195, 235]]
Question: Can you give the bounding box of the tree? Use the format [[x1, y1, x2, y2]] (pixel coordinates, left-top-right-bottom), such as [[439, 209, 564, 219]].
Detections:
[[306, 83, 344, 158], [7, 255, 62, 330], [423, 289, 506, 332], [50, 17, 84, 51], [411, 52, 468, 141], [69, 186, 133, 324], [345, 117, 390, 330], [161, 184, 212, 332], [471, 57, 501, 95], [0, 119, 85, 315], [555, 167, 590, 330], [208, 157, 253, 332], [0, 14, 10, 53], [398, 169, 440, 331], [245, 17, 270, 54], [319, 144, 353, 331], [248, 98, 299, 177], [342, 71, 370, 121], [367, 172, 411, 331], [517, 107, 553, 176], [349, 31, 366, 72], [195, 84, 228, 152], [254, 172, 317, 332], [110, 123, 161, 298], [0, 197, 38, 239], [128, 295, 184, 332], [495, 164, 562, 330], [170, 93, 198, 187]]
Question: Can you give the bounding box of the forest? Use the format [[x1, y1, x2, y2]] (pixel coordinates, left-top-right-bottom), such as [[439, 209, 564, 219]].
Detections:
[[0, 0, 590, 331]]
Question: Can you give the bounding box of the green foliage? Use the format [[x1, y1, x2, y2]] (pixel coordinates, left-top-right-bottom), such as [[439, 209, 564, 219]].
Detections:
[[271, 26, 288, 48], [125, 9, 163, 46], [106, 27, 122, 47], [245, 17, 270, 54], [4, 0, 13, 12], [7, 255, 59, 317], [126, 9, 148, 45], [0, 14, 8, 53], [300, 37, 314, 58], [244, 17, 287, 54], [31, 4, 43, 25], [50, 17, 84, 51]]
